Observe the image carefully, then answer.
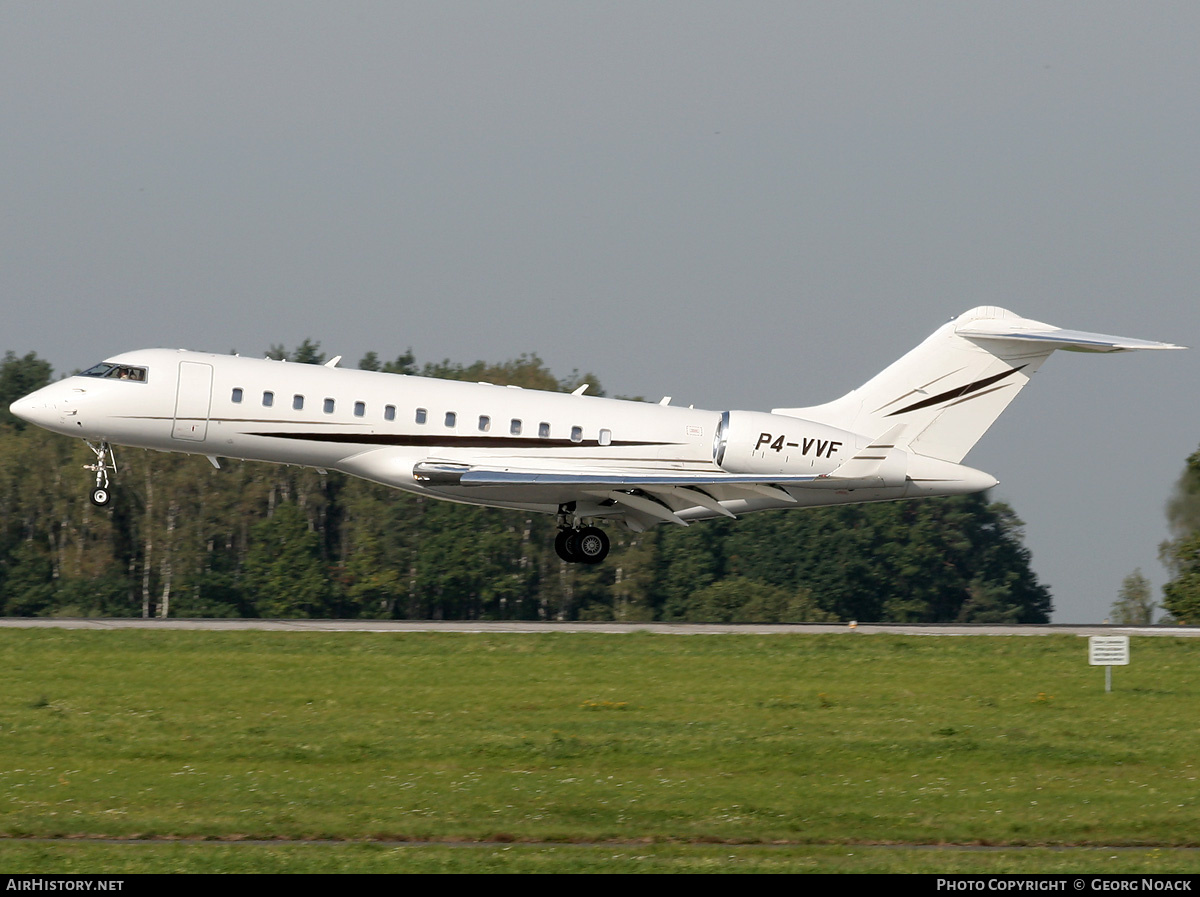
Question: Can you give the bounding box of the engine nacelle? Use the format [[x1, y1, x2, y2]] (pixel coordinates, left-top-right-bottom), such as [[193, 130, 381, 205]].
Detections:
[[713, 410, 862, 476]]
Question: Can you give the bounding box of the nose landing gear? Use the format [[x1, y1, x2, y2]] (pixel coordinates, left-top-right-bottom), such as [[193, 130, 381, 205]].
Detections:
[[85, 441, 117, 507]]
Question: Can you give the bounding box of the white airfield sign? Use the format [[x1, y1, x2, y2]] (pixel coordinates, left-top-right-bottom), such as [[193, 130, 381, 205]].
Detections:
[[1089, 635, 1131, 666], [1089, 635, 1131, 693]]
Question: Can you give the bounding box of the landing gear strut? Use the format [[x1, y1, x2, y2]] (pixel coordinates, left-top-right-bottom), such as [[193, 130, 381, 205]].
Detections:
[[85, 441, 117, 507]]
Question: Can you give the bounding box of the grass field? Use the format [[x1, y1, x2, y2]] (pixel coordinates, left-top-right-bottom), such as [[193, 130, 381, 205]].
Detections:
[[1, 629, 1197, 873]]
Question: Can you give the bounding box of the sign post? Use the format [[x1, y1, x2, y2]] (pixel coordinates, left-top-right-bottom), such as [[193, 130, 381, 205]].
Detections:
[[1088, 636, 1130, 693]]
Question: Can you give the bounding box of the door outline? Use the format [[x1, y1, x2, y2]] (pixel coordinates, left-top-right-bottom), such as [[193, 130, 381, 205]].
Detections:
[[172, 361, 213, 441]]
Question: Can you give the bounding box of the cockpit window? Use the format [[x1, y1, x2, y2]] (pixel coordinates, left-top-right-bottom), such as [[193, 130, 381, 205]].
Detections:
[[80, 363, 148, 383]]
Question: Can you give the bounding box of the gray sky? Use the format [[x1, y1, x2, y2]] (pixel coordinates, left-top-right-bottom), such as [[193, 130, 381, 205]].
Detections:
[[3, 1, 1197, 622]]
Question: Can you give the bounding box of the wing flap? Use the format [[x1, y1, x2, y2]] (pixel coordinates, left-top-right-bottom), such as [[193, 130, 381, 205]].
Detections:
[[414, 462, 824, 489], [586, 490, 691, 527], [409, 461, 900, 506]]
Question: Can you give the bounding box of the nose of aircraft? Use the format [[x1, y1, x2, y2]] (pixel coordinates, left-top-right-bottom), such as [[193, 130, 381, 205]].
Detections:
[[9, 393, 57, 428]]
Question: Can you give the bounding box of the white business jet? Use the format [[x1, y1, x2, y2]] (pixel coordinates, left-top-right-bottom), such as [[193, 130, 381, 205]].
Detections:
[[9, 307, 1181, 565]]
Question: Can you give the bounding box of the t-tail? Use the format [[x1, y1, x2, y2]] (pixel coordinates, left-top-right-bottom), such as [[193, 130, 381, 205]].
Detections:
[[774, 306, 1183, 464]]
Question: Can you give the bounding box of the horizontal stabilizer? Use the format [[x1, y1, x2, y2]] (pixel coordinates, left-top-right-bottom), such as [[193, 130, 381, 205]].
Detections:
[[956, 320, 1184, 353]]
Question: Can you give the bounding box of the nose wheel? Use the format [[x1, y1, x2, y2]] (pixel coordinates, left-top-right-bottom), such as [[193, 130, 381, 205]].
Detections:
[[85, 441, 117, 507], [554, 525, 610, 564]]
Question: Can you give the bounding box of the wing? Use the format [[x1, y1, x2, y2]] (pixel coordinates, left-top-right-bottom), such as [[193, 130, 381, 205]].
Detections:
[[409, 459, 814, 527], [406, 452, 926, 530], [337, 432, 990, 532]]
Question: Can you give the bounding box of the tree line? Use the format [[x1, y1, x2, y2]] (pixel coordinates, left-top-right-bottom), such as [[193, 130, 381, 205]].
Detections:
[[1157, 446, 1200, 624], [0, 347, 1051, 622]]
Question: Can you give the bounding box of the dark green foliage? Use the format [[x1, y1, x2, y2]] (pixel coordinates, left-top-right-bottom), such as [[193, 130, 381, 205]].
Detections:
[[265, 340, 326, 365], [289, 339, 326, 365], [0, 541, 56, 615], [0, 345, 1051, 621], [1161, 449, 1200, 623], [680, 577, 837, 623], [242, 502, 332, 617], [1162, 533, 1200, 624], [683, 495, 1050, 623], [1166, 448, 1200, 538], [358, 349, 417, 375], [0, 351, 52, 429]]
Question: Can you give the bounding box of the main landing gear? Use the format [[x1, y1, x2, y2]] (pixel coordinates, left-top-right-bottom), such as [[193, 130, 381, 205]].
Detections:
[[85, 441, 117, 507], [555, 526, 610, 564], [554, 504, 610, 564]]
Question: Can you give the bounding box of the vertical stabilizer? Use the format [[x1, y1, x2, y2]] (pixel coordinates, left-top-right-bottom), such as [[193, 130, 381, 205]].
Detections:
[[773, 307, 1182, 464]]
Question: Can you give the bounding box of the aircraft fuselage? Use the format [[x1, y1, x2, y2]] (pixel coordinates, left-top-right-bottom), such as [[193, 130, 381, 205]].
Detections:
[[11, 308, 1178, 563]]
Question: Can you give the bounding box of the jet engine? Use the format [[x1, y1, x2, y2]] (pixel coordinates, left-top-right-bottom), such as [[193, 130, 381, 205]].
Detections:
[[713, 410, 862, 477]]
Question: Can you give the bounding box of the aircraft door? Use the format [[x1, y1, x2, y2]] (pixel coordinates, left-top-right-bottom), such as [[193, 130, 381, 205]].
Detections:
[[172, 361, 213, 441]]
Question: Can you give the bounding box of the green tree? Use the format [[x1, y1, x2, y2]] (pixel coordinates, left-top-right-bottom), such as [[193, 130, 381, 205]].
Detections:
[[720, 495, 1049, 623], [1161, 448, 1200, 623], [0, 540, 56, 615], [1110, 568, 1156, 625], [241, 502, 332, 617], [265, 340, 326, 365], [1166, 448, 1200, 538], [421, 353, 565, 391], [957, 578, 1022, 624], [359, 350, 417, 375], [683, 577, 837, 623], [654, 520, 733, 620], [290, 339, 326, 365], [1162, 534, 1200, 624], [0, 351, 53, 429]]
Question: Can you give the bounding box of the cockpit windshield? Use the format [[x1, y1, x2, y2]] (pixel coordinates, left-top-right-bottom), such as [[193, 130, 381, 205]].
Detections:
[[80, 362, 149, 383]]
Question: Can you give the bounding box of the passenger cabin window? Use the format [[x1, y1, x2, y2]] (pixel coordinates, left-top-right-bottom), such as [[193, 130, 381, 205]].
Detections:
[[263, 391, 274, 407], [384, 405, 396, 421], [354, 401, 366, 417], [324, 398, 335, 414], [539, 422, 550, 438], [570, 426, 583, 443], [510, 419, 522, 436], [478, 415, 491, 432], [415, 408, 427, 424], [444, 411, 456, 428], [80, 363, 148, 383], [599, 429, 612, 446], [293, 395, 304, 411], [231, 388, 243, 403]]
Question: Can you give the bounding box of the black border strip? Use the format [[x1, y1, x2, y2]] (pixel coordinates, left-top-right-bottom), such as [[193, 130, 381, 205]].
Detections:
[[244, 432, 675, 449]]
